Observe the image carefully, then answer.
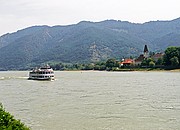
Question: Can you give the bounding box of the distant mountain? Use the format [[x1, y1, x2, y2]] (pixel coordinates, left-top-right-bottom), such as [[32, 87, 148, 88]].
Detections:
[[0, 18, 180, 70], [152, 33, 180, 50]]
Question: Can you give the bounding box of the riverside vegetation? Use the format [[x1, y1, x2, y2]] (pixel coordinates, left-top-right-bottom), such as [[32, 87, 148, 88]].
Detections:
[[48, 46, 180, 71], [0, 103, 30, 130]]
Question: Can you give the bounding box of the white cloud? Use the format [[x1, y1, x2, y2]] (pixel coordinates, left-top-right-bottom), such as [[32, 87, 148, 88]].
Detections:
[[0, 0, 180, 35]]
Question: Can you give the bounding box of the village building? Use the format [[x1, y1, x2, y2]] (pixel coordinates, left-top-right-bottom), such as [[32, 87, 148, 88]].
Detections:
[[134, 45, 149, 66], [120, 45, 164, 67], [134, 54, 145, 66], [120, 45, 149, 67], [151, 53, 164, 62], [120, 58, 134, 67]]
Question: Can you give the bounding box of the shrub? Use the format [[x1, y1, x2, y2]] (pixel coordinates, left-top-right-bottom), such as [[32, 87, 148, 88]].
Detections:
[[0, 103, 30, 130]]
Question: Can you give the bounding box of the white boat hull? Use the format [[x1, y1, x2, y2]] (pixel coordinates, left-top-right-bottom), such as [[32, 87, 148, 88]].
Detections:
[[28, 65, 55, 81]]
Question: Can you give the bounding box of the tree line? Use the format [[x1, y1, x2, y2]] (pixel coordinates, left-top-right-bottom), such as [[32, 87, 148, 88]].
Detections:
[[163, 46, 180, 66], [47, 46, 180, 71]]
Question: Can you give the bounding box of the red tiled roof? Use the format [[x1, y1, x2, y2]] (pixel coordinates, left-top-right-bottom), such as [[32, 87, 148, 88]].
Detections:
[[121, 59, 134, 64]]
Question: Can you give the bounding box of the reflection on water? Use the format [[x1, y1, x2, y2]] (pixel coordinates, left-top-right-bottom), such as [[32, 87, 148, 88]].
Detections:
[[0, 71, 180, 130]]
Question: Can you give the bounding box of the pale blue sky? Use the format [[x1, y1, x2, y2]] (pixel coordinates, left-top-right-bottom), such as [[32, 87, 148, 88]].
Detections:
[[0, 0, 179, 36]]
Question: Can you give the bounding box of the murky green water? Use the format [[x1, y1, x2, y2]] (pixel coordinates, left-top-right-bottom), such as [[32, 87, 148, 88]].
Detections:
[[0, 71, 180, 130]]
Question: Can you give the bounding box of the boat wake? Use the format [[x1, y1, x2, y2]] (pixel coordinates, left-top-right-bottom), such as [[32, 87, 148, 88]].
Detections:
[[0, 76, 29, 80], [0, 77, 5, 80]]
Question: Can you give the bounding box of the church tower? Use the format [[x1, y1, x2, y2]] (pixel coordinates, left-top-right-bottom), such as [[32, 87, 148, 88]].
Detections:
[[143, 45, 149, 58]]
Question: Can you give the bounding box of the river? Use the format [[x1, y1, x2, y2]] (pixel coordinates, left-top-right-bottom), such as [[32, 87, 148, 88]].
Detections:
[[0, 71, 180, 130]]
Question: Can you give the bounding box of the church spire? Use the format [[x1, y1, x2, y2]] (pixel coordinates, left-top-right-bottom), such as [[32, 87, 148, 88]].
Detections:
[[144, 45, 148, 53], [144, 45, 149, 58]]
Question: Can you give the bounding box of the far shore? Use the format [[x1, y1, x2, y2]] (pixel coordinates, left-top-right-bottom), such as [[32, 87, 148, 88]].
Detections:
[[111, 69, 180, 72], [169, 69, 180, 72], [53, 68, 180, 72], [0, 68, 180, 72]]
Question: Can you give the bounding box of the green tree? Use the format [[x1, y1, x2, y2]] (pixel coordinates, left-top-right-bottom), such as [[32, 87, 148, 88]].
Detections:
[[99, 65, 106, 70], [141, 58, 154, 67], [170, 56, 179, 66], [156, 58, 163, 65], [55, 63, 64, 70], [0, 103, 30, 130], [178, 47, 180, 64], [149, 61, 155, 67], [106, 59, 119, 69], [163, 47, 179, 66], [84, 64, 94, 70], [147, 58, 154, 64], [141, 59, 148, 66]]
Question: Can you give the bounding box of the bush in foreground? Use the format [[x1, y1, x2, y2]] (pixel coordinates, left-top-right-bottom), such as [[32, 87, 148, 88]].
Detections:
[[0, 103, 30, 130]]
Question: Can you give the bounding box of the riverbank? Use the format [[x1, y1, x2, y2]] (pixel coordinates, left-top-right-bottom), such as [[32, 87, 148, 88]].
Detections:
[[169, 69, 180, 72], [106, 67, 180, 72]]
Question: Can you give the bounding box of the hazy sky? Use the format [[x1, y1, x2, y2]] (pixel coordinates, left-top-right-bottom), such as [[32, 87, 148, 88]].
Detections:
[[0, 0, 180, 36]]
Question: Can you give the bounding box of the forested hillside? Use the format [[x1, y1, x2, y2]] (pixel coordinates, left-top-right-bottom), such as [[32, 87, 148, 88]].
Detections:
[[0, 18, 180, 70]]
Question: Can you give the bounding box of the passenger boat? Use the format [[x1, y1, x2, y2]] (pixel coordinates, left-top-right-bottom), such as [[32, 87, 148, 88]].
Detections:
[[28, 65, 55, 80]]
